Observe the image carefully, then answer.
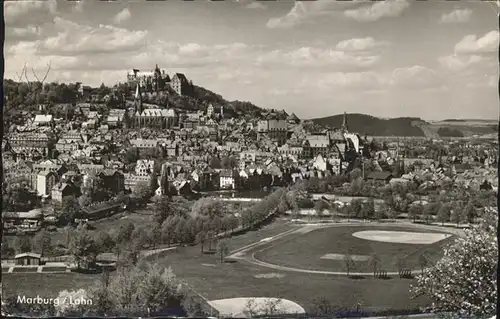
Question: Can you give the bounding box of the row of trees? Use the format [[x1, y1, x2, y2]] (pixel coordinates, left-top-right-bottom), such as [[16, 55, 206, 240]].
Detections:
[[1, 230, 53, 258], [342, 252, 431, 277], [62, 188, 288, 270]]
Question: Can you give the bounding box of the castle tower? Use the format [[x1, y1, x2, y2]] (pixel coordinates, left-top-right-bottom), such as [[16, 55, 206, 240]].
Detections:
[[341, 112, 348, 132], [134, 82, 142, 114]]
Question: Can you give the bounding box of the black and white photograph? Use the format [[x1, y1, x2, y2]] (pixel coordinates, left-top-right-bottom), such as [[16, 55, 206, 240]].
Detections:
[[1, 0, 499, 318]]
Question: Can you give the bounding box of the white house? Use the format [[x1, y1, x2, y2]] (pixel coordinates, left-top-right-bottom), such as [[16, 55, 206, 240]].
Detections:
[[220, 169, 237, 189], [135, 159, 155, 176]]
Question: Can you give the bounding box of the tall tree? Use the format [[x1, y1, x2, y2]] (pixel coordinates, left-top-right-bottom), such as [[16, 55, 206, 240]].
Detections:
[[196, 231, 207, 254], [343, 252, 355, 276], [13, 235, 32, 254], [68, 225, 98, 270], [32, 230, 52, 255], [368, 253, 381, 277], [410, 208, 497, 317], [437, 203, 451, 226], [217, 239, 230, 263]]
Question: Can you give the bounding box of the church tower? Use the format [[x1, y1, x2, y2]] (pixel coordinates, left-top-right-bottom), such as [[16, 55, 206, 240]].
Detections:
[[134, 82, 143, 114], [341, 111, 348, 132]]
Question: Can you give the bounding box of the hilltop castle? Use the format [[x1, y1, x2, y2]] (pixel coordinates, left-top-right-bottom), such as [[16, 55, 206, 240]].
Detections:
[[127, 65, 192, 96]]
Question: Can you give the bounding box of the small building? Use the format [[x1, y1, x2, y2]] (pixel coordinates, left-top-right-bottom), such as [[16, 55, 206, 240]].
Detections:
[[2, 210, 44, 234], [15, 252, 42, 266], [365, 171, 393, 183], [51, 183, 73, 202], [220, 169, 238, 190], [37, 170, 57, 197]]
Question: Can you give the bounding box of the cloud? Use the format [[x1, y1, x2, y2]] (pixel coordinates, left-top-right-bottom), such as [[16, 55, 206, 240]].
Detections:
[[438, 54, 484, 72], [316, 72, 388, 89], [36, 18, 148, 55], [256, 47, 380, 70], [5, 0, 57, 26], [439, 8, 472, 24], [245, 1, 266, 10], [335, 37, 390, 51], [466, 75, 498, 89], [344, 0, 410, 23], [7, 25, 42, 40], [113, 8, 131, 25], [454, 30, 499, 54], [266, 0, 361, 29], [4, 16, 260, 81], [390, 65, 442, 89]]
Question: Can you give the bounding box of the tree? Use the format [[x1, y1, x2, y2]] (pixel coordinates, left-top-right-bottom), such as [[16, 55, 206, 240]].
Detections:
[[343, 252, 355, 276], [195, 231, 207, 254], [418, 253, 429, 275], [410, 209, 497, 317], [58, 196, 82, 225], [360, 199, 375, 220], [78, 194, 92, 207], [422, 204, 434, 224], [205, 231, 215, 251], [32, 230, 52, 255], [95, 231, 116, 254], [437, 203, 451, 226], [1, 239, 14, 257], [311, 297, 336, 317], [368, 253, 381, 277], [68, 225, 98, 270], [260, 298, 284, 316], [13, 235, 32, 254], [217, 239, 230, 263], [133, 182, 152, 204], [408, 204, 421, 223], [461, 202, 476, 225], [314, 200, 330, 217], [349, 199, 363, 219], [114, 222, 135, 246], [450, 207, 463, 227]]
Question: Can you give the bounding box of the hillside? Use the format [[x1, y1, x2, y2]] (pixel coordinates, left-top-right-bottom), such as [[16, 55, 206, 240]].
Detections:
[[125, 84, 265, 117], [311, 113, 428, 136]]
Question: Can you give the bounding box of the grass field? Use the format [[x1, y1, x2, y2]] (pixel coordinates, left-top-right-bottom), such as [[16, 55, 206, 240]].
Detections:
[[254, 225, 453, 273], [2, 273, 98, 297], [12, 267, 39, 273], [2, 220, 438, 315], [42, 267, 68, 272]]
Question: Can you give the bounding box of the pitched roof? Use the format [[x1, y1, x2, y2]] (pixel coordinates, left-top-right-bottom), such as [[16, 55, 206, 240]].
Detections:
[[173, 73, 189, 83], [140, 108, 176, 117], [15, 252, 42, 259]]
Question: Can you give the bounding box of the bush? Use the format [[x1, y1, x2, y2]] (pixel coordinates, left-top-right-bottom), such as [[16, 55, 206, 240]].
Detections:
[[297, 198, 314, 209]]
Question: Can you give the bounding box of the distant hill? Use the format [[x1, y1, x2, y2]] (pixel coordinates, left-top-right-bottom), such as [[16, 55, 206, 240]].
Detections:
[[311, 113, 428, 136]]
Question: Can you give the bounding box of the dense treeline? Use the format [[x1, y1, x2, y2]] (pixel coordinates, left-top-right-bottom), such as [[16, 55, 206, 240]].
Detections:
[[437, 127, 465, 137], [311, 113, 426, 136]]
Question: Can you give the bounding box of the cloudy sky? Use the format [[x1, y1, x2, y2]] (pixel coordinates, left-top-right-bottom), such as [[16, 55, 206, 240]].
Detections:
[[4, 0, 499, 120]]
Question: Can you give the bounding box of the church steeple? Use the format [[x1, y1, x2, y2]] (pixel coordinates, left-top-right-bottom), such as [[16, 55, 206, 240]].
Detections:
[[134, 82, 142, 113], [341, 111, 348, 132]]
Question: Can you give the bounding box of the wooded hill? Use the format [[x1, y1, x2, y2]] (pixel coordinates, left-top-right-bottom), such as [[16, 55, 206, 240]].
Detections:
[[311, 113, 428, 137]]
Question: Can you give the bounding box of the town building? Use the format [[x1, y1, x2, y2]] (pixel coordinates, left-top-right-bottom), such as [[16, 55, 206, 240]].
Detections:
[[171, 73, 192, 96], [36, 170, 57, 197], [127, 65, 171, 93], [257, 112, 287, 145]]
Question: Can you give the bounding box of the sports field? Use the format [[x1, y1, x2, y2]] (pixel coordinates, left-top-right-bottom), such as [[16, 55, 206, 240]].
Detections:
[[253, 225, 453, 273]]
